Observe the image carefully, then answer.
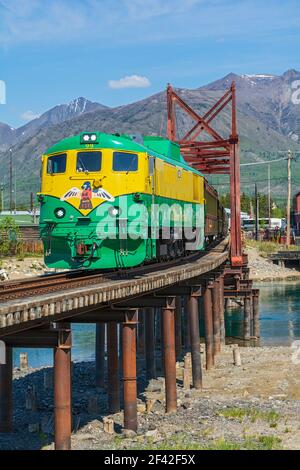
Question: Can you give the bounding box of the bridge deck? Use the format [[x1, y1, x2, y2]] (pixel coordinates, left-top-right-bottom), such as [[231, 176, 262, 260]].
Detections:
[[0, 240, 229, 336]]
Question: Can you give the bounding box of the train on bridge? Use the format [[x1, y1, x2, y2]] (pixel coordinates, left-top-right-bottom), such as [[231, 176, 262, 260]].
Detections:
[[38, 132, 228, 269]]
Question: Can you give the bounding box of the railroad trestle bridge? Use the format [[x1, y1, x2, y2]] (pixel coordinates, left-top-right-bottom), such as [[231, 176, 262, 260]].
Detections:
[[0, 81, 258, 450], [0, 239, 259, 450]]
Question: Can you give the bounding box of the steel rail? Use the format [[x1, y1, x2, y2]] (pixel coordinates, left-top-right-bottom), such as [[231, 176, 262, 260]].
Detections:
[[0, 240, 225, 301], [0, 239, 229, 333]]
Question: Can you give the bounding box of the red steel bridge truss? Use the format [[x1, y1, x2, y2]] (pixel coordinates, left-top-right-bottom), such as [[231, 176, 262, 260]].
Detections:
[[166, 82, 242, 266]]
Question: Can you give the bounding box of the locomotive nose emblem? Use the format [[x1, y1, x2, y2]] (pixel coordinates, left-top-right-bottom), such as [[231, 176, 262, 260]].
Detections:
[[93, 179, 101, 188]]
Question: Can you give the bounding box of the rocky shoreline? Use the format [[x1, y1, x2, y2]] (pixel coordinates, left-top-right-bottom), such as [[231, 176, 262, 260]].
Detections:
[[0, 345, 299, 450], [247, 246, 300, 282]]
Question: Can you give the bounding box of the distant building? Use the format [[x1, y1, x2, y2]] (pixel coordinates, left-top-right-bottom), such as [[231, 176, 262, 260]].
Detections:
[[225, 208, 250, 220], [293, 192, 300, 231]]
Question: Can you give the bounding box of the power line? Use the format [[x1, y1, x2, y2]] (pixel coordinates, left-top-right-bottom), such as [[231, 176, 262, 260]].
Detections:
[[240, 156, 288, 167], [211, 176, 288, 185]]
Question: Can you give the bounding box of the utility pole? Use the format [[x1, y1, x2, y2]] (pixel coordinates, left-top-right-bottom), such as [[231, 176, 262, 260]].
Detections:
[[14, 173, 17, 212], [255, 183, 259, 241], [9, 148, 12, 214], [286, 149, 292, 247], [268, 163, 271, 227], [0, 184, 3, 213]]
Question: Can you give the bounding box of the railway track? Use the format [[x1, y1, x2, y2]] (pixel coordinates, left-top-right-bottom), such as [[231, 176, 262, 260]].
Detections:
[[0, 240, 228, 302], [0, 254, 199, 302]]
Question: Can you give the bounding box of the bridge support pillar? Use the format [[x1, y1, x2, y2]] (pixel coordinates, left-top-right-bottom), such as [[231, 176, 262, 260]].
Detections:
[[137, 309, 145, 356], [162, 298, 177, 413], [122, 311, 138, 432], [219, 275, 225, 344], [175, 296, 182, 360], [107, 322, 120, 413], [145, 307, 156, 381], [159, 308, 165, 375], [203, 285, 214, 370], [253, 290, 260, 338], [243, 296, 251, 341], [0, 346, 13, 433], [183, 296, 190, 351], [54, 324, 72, 451], [212, 279, 221, 355], [96, 323, 106, 389], [187, 289, 202, 390]]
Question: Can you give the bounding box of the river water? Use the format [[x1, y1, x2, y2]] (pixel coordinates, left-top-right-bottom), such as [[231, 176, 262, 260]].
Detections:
[[12, 282, 300, 368]]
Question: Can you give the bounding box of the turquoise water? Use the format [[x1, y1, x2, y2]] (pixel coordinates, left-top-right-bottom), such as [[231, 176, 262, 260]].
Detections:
[[13, 324, 96, 369], [225, 282, 300, 346], [12, 282, 300, 368]]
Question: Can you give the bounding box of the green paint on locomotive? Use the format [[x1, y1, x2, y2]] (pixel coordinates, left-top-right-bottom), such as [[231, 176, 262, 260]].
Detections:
[[40, 194, 204, 269]]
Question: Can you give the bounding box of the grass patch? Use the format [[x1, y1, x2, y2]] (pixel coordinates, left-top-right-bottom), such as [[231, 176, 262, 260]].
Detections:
[[246, 239, 300, 256], [127, 433, 281, 451], [218, 407, 280, 426]]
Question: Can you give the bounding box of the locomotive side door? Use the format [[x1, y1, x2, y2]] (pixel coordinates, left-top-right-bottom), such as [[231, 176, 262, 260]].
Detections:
[[148, 155, 156, 202]]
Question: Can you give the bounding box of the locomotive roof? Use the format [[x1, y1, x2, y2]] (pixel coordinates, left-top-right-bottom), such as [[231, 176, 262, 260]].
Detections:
[[45, 133, 203, 176]]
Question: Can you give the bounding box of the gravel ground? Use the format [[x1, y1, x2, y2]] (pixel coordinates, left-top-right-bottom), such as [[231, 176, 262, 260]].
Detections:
[[0, 345, 299, 451], [247, 246, 300, 281], [0, 257, 46, 280]]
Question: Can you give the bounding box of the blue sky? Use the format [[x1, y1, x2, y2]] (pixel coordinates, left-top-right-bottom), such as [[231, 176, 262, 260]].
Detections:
[[0, 0, 300, 128]]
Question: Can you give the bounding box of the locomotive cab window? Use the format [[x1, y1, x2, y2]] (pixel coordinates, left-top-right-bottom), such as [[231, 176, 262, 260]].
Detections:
[[76, 151, 102, 172], [47, 153, 67, 174], [113, 152, 138, 172]]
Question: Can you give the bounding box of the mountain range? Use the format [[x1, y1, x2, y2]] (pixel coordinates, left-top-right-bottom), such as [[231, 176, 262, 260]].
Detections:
[[1, 69, 300, 202]]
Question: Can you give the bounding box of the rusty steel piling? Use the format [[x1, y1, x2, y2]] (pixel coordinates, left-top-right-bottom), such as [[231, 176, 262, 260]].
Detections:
[[219, 275, 225, 344], [253, 289, 260, 338], [212, 279, 221, 354], [137, 309, 145, 356], [187, 289, 202, 390], [162, 298, 177, 413], [175, 296, 182, 360], [243, 296, 251, 341], [107, 322, 120, 413], [95, 323, 106, 389], [203, 285, 214, 369], [159, 307, 165, 375], [0, 346, 13, 433], [53, 324, 72, 451], [145, 307, 156, 381], [183, 296, 191, 351], [122, 311, 138, 432]]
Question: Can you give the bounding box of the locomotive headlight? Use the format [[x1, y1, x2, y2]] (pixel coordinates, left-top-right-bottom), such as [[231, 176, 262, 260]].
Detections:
[[81, 133, 99, 144], [108, 206, 121, 217], [54, 208, 66, 219]]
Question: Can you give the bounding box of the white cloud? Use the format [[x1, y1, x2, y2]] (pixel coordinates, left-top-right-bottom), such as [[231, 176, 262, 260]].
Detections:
[[108, 75, 151, 89], [21, 110, 40, 121]]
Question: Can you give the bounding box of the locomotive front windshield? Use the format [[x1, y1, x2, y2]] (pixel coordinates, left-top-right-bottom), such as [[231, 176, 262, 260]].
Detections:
[[76, 151, 102, 172], [113, 152, 138, 171], [47, 153, 67, 174]]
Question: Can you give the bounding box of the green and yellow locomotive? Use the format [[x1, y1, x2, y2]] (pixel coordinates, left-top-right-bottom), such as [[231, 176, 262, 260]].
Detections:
[[38, 132, 227, 269]]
